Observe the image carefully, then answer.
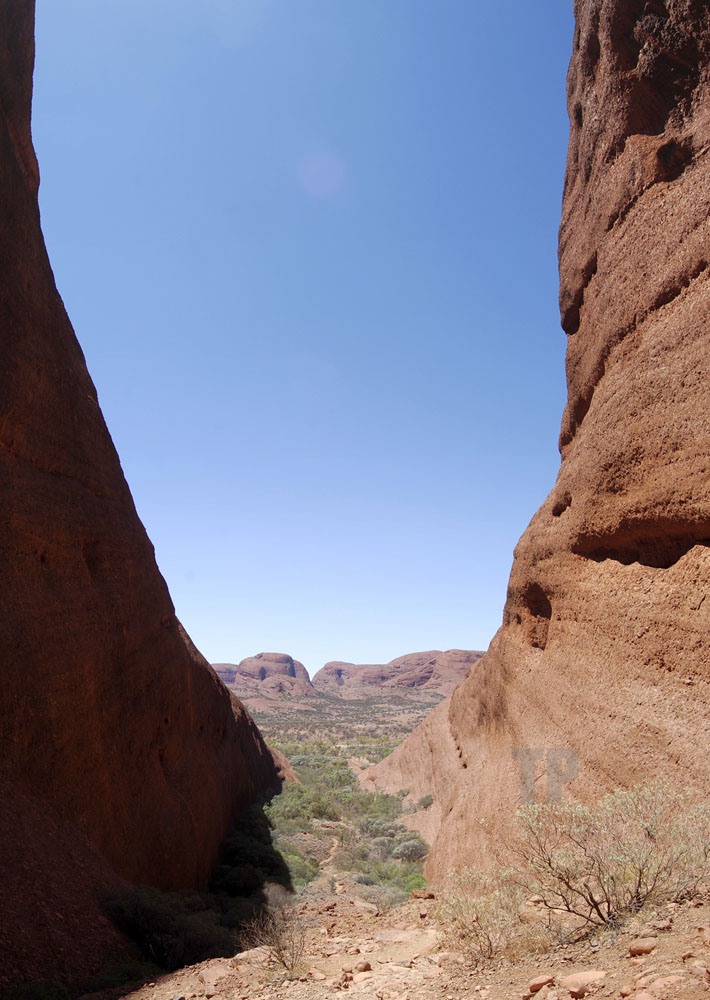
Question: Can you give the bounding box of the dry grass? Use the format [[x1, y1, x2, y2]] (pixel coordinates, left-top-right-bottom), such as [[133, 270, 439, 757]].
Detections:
[[434, 868, 558, 968]]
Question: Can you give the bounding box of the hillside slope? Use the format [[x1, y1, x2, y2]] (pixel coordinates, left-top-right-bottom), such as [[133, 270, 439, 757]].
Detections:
[[369, 0, 710, 880], [0, 2, 280, 983]]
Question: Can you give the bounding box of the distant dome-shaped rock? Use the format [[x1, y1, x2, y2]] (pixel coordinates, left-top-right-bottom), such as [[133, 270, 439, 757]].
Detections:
[[312, 649, 483, 697], [214, 653, 316, 697]]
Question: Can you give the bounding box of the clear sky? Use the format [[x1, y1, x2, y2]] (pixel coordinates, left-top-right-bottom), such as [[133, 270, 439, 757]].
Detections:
[[32, 1, 576, 675]]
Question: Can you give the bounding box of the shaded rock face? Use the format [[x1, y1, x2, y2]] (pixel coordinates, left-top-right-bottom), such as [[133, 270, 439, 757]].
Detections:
[[214, 652, 316, 697], [312, 650, 483, 697], [370, 0, 710, 880], [0, 1, 280, 983]]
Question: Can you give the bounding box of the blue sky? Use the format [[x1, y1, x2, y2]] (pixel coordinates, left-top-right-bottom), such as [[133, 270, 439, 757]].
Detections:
[[33, 1, 575, 674]]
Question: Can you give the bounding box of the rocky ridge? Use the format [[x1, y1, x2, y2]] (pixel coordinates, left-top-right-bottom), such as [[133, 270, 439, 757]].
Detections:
[[0, 1, 280, 984], [213, 650, 483, 708], [369, 0, 710, 880], [311, 650, 483, 698]]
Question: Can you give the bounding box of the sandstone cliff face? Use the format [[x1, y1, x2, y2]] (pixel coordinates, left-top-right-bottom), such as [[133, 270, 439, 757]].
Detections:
[[0, 2, 280, 982], [312, 650, 483, 697], [370, 0, 710, 880]]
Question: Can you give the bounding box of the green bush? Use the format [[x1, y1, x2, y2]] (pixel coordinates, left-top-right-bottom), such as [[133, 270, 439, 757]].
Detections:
[[391, 838, 428, 862], [211, 862, 264, 896], [264, 740, 429, 896], [281, 850, 319, 888]]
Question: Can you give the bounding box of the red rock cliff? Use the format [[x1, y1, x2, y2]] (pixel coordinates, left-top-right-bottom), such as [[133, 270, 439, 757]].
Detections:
[[370, 0, 710, 880], [0, 1, 280, 982]]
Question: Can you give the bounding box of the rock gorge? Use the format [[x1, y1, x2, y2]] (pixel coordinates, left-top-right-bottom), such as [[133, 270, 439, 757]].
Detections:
[[369, 0, 710, 880], [0, 1, 281, 983]]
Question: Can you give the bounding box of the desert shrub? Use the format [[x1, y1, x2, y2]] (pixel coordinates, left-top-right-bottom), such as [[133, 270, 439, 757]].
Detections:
[[242, 905, 306, 977], [280, 849, 319, 888], [404, 871, 428, 893], [359, 818, 402, 839], [100, 804, 294, 971], [265, 783, 339, 832], [417, 795, 434, 810], [371, 835, 395, 860], [308, 791, 341, 821], [434, 868, 555, 968], [354, 882, 409, 911], [391, 838, 428, 862], [509, 780, 710, 927], [217, 809, 292, 888], [221, 897, 259, 928], [355, 735, 398, 764]]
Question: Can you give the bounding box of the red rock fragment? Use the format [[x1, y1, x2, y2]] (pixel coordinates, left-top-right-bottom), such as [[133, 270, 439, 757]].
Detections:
[[629, 939, 658, 956], [529, 974, 555, 993]]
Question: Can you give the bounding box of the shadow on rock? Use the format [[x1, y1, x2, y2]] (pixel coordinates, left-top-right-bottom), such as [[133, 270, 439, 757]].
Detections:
[[99, 802, 292, 974]]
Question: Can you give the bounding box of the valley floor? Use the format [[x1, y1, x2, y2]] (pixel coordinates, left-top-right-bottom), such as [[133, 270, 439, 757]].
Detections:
[[99, 878, 710, 1000]]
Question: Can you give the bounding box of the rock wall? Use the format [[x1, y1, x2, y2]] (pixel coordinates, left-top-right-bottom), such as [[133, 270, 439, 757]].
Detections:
[[370, 0, 710, 880], [0, 1, 280, 982]]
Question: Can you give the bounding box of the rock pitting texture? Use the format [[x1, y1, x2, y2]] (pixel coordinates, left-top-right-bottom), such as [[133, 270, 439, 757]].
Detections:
[[370, 0, 710, 880], [312, 650, 483, 697], [0, 1, 280, 983]]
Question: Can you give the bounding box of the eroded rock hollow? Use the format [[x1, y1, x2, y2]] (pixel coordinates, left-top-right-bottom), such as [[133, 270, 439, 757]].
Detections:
[[0, 1, 280, 982], [370, 0, 710, 880]]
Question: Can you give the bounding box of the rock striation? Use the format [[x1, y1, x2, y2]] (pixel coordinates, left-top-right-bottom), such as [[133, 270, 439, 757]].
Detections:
[[0, 2, 281, 983], [369, 0, 710, 880], [312, 650, 483, 698]]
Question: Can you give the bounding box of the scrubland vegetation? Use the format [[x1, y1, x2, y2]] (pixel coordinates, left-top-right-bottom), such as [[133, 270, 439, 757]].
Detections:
[[250, 688, 442, 759], [435, 779, 710, 968], [92, 736, 427, 978], [266, 739, 428, 903]]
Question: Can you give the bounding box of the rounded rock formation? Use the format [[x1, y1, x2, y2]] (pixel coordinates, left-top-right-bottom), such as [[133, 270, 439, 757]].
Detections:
[[369, 0, 710, 880]]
